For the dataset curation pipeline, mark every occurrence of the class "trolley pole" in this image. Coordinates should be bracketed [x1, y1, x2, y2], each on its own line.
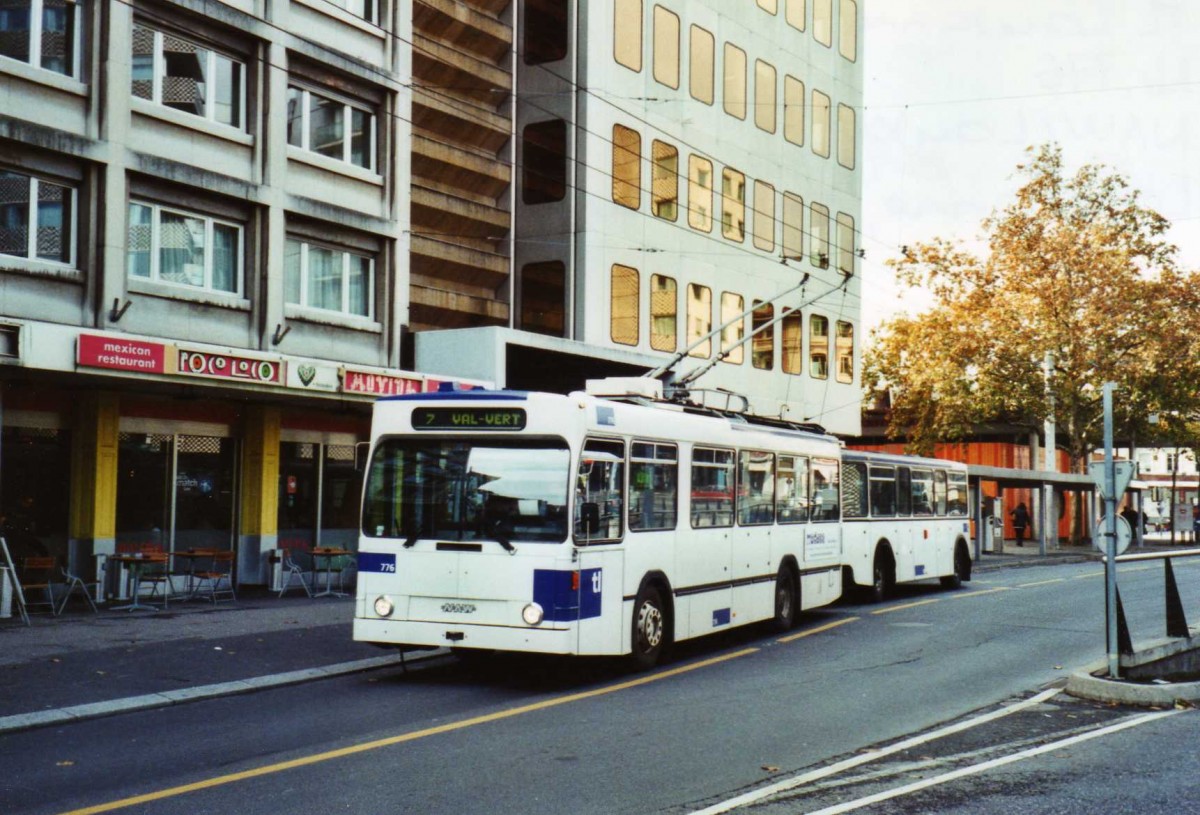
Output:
[1103, 383, 1120, 679]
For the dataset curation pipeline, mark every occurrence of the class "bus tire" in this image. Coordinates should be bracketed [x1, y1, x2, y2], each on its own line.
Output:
[771, 567, 798, 632]
[630, 585, 667, 670]
[941, 544, 969, 589]
[871, 548, 895, 604]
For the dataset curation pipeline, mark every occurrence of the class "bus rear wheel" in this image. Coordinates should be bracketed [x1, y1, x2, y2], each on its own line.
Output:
[871, 552, 894, 604]
[941, 546, 968, 590]
[630, 586, 666, 670]
[771, 568, 798, 632]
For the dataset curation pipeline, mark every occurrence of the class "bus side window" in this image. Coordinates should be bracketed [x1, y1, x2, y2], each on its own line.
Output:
[777, 455, 810, 523]
[630, 441, 678, 531]
[841, 460, 866, 519]
[810, 457, 840, 522]
[737, 450, 775, 525]
[933, 469, 948, 515]
[575, 439, 625, 543]
[869, 465, 896, 517]
[691, 447, 735, 528]
[896, 466, 912, 515]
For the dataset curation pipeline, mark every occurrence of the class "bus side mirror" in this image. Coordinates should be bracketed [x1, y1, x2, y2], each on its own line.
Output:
[580, 502, 601, 534]
[354, 441, 370, 472]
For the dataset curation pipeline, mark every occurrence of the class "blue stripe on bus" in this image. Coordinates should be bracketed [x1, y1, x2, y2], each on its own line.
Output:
[358, 552, 396, 573]
[915, 565, 926, 576]
[712, 608, 731, 627]
[533, 569, 602, 622]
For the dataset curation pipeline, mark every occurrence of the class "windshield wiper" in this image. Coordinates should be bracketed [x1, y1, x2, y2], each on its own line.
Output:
[490, 521, 517, 555]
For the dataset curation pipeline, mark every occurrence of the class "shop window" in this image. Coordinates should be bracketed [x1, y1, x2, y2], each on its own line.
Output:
[613, 0, 642, 72]
[651, 140, 678, 221]
[812, 89, 830, 157]
[836, 211, 855, 275]
[520, 260, 566, 337]
[629, 441, 678, 531]
[575, 439, 625, 542]
[753, 179, 775, 252]
[284, 237, 374, 318]
[689, 25, 714, 105]
[524, 0, 567, 65]
[612, 124, 641, 210]
[723, 43, 746, 120]
[131, 24, 244, 129]
[781, 310, 802, 374]
[838, 103, 856, 169]
[754, 59, 776, 134]
[778, 455, 810, 523]
[286, 85, 377, 171]
[691, 447, 734, 528]
[839, 0, 857, 61]
[687, 154, 713, 232]
[721, 167, 745, 242]
[782, 192, 803, 261]
[522, 119, 567, 204]
[127, 200, 241, 294]
[650, 273, 677, 352]
[321, 444, 363, 549]
[786, 0, 805, 31]
[0, 170, 74, 266]
[611, 263, 639, 345]
[810, 201, 830, 268]
[0, 0, 81, 77]
[810, 313, 829, 379]
[752, 300, 774, 370]
[0, 426, 71, 561]
[836, 320, 854, 383]
[784, 75, 805, 146]
[279, 441, 318, 551]
[738, 450, 775, 525]
[813, 0, 832, 46]
[720, 291, 744, 365]
[687, 282, 711, 358]
[652, 5, 679, 89]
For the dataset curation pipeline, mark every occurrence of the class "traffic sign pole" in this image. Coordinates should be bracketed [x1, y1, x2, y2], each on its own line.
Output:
[1103, 383, 1119, 679]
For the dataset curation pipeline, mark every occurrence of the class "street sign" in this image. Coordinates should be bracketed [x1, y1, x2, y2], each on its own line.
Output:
[1094, 513, 1132, 556]
[1088, 460, 1135, 500]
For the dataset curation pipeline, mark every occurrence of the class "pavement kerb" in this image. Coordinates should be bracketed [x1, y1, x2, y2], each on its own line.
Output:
[1065, 659, 1200, 708]
[0, 648, 449, 736]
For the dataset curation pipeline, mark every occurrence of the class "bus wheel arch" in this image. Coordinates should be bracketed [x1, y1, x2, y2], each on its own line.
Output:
[941, 538, 972, 589]
[871, 542, 896, 603]
[629, 573, 673, 670]
[771, 557, 801, 632]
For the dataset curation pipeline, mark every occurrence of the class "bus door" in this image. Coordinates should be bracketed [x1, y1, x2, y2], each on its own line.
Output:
[573, 439, 627, 654]
[575, 547, 625, 654]
[680, 447, 735, 637]
[734, 450, 776, 620]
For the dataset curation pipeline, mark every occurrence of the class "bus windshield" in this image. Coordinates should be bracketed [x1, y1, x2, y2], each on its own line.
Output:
[362, 438, 571, 543]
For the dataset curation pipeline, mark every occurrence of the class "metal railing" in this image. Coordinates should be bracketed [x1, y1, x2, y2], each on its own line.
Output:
[1106, 547, 1200, 655]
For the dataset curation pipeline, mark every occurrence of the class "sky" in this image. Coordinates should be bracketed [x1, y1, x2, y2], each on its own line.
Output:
[860, 0, 1200, 332]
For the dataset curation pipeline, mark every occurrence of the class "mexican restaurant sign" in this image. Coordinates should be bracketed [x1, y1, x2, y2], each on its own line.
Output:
[77, 334, 168, 373]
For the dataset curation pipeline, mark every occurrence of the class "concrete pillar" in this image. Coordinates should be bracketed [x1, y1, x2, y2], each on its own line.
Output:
[238, 406, 280, 584]
[68, 392, 119, 576]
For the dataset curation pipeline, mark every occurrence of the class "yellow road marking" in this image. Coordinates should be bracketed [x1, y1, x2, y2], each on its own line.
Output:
[871, 598, 941, 615]
[777, 616, 859, 643]
[1015, 578, 1066, 588]
[949, 587, 1012, 599]
[59, 648, 759, 815]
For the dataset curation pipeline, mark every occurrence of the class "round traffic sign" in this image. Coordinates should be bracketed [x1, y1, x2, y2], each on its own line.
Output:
[1093, 513, 1132, 556]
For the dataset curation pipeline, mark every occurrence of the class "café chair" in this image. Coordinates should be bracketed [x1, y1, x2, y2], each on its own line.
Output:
[19, 556, 60, 616]
[191, 550, 237, 603]
[278, 548, 313, 598]
[140, 553, 173, 608]
[57, 565, 99, 614]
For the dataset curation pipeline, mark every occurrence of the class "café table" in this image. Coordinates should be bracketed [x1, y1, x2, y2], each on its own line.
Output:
[108, 553, 170, 611]
[171, 549, 220, 600]
[310, 548, 353, 598]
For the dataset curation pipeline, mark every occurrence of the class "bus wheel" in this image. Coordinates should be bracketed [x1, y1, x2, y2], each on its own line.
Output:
[941, 547, 968, 590]
[630, 586, 666, 670]
[871, 552, 894, 604]
[771, 568, 798, 632]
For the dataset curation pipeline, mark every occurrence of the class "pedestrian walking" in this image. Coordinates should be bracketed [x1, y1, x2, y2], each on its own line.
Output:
[1011, 502, 1030, 547]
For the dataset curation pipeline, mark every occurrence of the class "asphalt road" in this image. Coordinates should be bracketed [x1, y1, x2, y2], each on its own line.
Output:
[3, 559, 1197, 815]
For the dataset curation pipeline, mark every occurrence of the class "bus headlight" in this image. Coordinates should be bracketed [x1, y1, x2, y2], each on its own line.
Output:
[521, 602, 544, 626]
[374, 596, 395, 618]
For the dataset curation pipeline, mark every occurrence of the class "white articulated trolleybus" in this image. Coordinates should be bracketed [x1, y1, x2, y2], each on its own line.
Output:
[353, 378, 845, 667]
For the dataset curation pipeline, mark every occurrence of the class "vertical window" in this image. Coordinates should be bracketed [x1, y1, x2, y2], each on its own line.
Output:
[687, 283, 712, 358]
[933, 470, 948, 516]
[782, 192, 803, 260]
[897, 467, 912, 515]
[836, 320, 854, 383]
[837, 104, 856, 169]
[687, 155, 713, 232]
[810, 457, 839, 521]
[812, 89, 831, 157]
[810, 202, 830, 268]
[839, 0, 857, 61]
[948, 472, 969, 516]
[522, 119, 567, 204]
[842, 460, 866, 518]
[614, 0, 642, 72]
[753, 180, 775, 252]
[869, 465, 896, 517]
[752, 301, 774, 369]
[756, 0, 777, 13]
[691, 447, 734, 528]
[813, 0, 832, 46]
[519, 261, 566, 337]
[754, 59, 776, 133]
[524, 0, 568, 65]
[781, 310, 802, 374]
[720, 291, 744, 364]
[689, 25, 714, 105]
[0, 0, 80, 77]
[0, 170, 74, 265]
[651, 140, 678, 221]
[629, 442, 678, 531]
[721, 167, 745, 242]
[836, 212, 855, 275]
[786, 0, 806, 30]
[131, 25, 245, 129]
[127, 201, 241, 294]
[286, 86, 377, 170]
[783, 76, 805, 146]
[284, 237, 372, 317]
[810, 314, 829, 379]
[912, 469, 934, 516]
[652, 5, 679, 89]
[738, 451, 775, 525]
[612, 124, 641, 210]
[610, 264, 639, 345]
[650, 273, 677, 352]
[576, 440, 625, 542]
[723, 43, 746, 120]
[777, 455, 810, 522]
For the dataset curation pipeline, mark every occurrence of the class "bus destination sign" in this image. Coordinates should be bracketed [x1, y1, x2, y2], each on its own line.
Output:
[413, 407, 527, 431]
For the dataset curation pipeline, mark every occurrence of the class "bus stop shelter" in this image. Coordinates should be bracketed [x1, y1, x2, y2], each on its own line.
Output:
[967, 465, 1098, 558]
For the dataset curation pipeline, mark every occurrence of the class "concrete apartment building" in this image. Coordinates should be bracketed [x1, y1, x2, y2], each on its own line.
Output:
[0, 0, 862, 587]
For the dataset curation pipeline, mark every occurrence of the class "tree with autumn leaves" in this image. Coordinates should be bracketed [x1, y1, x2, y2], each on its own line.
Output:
[866, 144, 1200, 476]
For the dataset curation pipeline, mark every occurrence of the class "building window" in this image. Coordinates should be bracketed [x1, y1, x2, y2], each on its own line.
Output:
[652, 5, 679, 89]
[756, 0, 777, 13]
[127, 201, 240, 294]
[612, 124, 641, 210]
[810, 202, 830, 268]
[689, 25, 714, 105]
[522, 119, 567, 204]
[614, 0, 642, 72]
[524, 0, 567, 65]
[720, 291, 744, 364]
[131, 25, 244, 129]
[836, 320, 854, 383]
[810, 314, 829, 379]
[687, 282, 711, 358]
[754, 59, 776, 133]
[784, 76, 805, 147]
[752, 301, 774, 369]
[611, 264, 639, 345]
[723, 43, 746, 120]
[687, 155, 713, 232]
[520, 261, 565, 337]
[836, 211, 855, 275]
[782, 192, 803, 261]
[812, 89, 830, 157]
[813, 0, 832, 46]
[786, 0, 805, 30]
[0, 0, 80, 76]
[0, 170, 74, 265]
[839, 0, 857, 61]
[650, 140, 678, 221]
[650, 273, 676, 352]
[838, 104, 856, 169]
[284, 238, 373, 317]
[781, 310, 802, 374]
[286, 86, 376, 171]
[753, 179, 775, 252]
[721, 167, 745, 242]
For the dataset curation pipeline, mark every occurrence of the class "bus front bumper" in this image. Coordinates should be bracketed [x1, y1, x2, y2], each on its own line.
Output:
[353, 617, 578, 655]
